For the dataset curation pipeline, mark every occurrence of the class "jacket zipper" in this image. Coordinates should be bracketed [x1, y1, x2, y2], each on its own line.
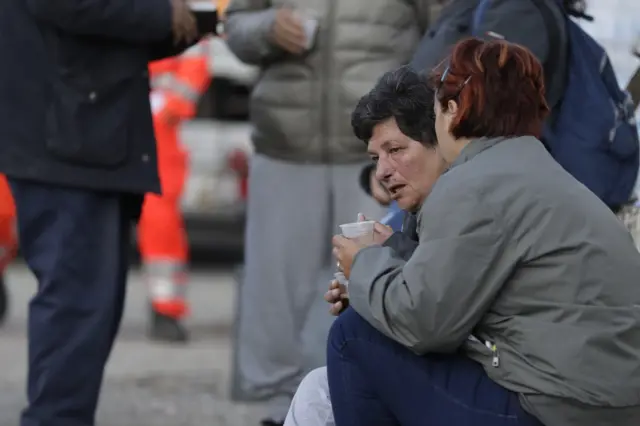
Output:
[320, 0, 336, 164]
[469, 335, 500, 367]
[485, 340, 500, 367]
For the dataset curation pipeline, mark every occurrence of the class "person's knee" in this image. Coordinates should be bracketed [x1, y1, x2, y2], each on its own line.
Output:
[287, 367, 334, 426]
[328, 308, 375, 351]
[299, 367, 330, 394]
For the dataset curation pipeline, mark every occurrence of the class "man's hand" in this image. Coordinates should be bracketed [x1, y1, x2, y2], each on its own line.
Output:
[171, 0, 198, 45]
[270, 8, 307, 55]
[324, 279, 349, 316]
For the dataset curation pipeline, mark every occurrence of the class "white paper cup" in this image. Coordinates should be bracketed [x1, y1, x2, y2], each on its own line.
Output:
[294, 9, 319, 51]
[339, 220, 375, 244]
[302, 17, 318, 50]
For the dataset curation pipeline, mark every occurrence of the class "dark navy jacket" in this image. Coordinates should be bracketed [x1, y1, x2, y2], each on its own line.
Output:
[0, 0, 189, 194]
[410, 0, 567, 109]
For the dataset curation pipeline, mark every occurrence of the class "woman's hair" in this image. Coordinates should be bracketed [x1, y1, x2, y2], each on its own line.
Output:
[351, 65, 437, 147]
[430, 38, 550, 140]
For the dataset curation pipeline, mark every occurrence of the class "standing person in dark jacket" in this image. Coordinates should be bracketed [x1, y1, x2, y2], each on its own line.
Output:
[409, 0, 592, 111]
[0, 0, 201, 425]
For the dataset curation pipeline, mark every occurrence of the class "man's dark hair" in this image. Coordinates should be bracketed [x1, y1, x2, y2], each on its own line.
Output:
[351, 65, 437, 147]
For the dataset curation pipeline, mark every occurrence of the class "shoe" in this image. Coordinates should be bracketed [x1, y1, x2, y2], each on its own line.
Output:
[148, 307, 189, 343]
[0, 274, 8, 326]
[260, 420, 284, 426]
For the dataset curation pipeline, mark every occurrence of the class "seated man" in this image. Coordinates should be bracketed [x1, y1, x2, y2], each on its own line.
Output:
[284, 65, 445, 426]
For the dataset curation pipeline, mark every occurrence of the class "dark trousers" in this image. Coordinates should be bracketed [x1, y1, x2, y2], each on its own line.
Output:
[327, 309, 545, 426]
[9, 179, 137, 426]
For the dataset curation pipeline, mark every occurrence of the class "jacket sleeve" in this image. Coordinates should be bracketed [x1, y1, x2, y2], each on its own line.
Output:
[473, 0, 549, 63]
[348, 182, 516, 355]
[149, 38, 201, 62]
[26, 0, 172, 43]
[224, 0, 284, 65]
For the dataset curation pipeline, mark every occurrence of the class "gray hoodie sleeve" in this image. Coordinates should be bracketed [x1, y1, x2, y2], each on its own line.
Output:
[348, 181, 515, 355]
[225, 0, 284, 65]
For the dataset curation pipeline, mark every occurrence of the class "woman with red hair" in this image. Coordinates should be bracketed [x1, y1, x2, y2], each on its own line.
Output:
[329, 38, 640, 426]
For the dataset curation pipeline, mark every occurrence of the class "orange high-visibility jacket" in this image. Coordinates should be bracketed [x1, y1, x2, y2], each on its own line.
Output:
[0, 175, 16, 271]
[148, 38, 212, 126]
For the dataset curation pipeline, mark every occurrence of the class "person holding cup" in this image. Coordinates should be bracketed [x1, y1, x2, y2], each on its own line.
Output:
[223, 1, 433, 424]
[0, 0, 204, 423]
[284, 65, 445, 426]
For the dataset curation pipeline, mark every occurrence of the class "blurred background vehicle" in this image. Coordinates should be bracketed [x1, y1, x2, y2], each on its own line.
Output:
[177, 38, 257, 259]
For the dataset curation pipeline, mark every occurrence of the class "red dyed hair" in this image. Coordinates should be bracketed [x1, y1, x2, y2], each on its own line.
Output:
[431, 38, 549, 139]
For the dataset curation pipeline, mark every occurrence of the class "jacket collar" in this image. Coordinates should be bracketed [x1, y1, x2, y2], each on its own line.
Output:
[448, 136, 507, 170]
[401, 212, 419, 241]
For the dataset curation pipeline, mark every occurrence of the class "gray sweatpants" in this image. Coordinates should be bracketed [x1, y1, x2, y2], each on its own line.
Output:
[230, 154, 384, 420]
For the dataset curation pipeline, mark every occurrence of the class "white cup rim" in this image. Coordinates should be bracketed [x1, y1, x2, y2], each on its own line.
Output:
[339, 220, 375, 238]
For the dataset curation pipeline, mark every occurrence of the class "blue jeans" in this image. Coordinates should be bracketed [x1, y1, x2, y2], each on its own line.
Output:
[326, 309, 545, 426]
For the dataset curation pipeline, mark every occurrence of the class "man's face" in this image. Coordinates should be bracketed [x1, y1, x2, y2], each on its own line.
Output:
[367, 118, 446, 212]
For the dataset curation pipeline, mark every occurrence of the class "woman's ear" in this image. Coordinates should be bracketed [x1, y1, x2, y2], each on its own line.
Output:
[446, 99, 459, 116]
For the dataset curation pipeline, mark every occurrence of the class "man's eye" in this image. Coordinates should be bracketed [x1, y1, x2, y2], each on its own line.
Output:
[388, 147, 402, 154]
[370, 157, 379, 163]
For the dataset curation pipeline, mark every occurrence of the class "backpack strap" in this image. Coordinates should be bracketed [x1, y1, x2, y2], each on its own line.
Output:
[629, 39, 640, 110]
[530, 0, 566, 110]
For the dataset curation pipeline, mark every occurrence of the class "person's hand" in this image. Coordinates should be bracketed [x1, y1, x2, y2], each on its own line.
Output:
[333, 235, 366, 279]
[324, 279, 349, 316]
[373, 221, 393, 244]
[170, 0, 198, 45]
[270, 8, 307, 55]
[357, 213, 393, 245]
